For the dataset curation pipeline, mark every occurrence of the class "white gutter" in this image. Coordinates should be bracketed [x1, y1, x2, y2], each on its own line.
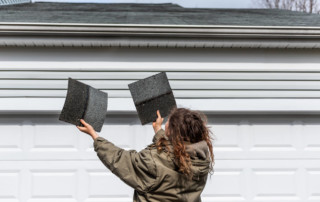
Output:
[1, 23, 320, 48]
[1, 23, 320, 37]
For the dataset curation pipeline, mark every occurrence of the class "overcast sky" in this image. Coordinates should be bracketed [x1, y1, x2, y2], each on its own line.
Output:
[33, 0, 258, 8]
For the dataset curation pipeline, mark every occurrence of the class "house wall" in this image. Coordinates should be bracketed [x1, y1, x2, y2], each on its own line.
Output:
[0, 46, 320, 201]
[1, 47, 320, 113]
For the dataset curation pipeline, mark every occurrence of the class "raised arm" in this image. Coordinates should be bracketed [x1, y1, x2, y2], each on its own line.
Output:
[77, 119, 158, 193]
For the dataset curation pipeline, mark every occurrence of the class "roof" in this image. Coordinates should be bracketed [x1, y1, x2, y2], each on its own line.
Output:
[0, 2, 320, 26]
[1, 2, 320, 48]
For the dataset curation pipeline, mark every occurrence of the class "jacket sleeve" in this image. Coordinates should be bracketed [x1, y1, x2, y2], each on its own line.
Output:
[93, 133, 160, 193]
[152, 129, 167, 143]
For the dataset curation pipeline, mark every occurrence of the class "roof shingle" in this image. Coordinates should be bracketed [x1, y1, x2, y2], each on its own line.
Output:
[0, 2, 320, 26]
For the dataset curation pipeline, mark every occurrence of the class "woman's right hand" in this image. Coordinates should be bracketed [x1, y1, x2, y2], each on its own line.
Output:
[152, 110, 164, 133]
[77, 119, 99, 140]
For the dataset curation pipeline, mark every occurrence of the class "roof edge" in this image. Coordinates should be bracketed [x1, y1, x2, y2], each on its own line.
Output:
[1, 23, 320, 48]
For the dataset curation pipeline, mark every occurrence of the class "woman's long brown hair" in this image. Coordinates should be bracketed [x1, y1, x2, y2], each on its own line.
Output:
[156, 108, 214, 178]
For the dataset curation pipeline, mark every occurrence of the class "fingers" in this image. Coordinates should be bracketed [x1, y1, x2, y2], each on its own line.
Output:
[156, 110, 163, 124]
[157, 110, 162, 119]
[78, 119, 91, 133]
[77, 126, 86, 133]
[77, 125, 86, 131]
[77, 120, 97, 138]
[80, 119, 88, 126]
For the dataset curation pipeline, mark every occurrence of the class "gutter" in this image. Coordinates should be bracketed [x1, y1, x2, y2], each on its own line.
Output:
[1, 23, 320, 48]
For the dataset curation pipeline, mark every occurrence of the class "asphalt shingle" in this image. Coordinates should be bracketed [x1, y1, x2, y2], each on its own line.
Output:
[0, 2, 320, 26]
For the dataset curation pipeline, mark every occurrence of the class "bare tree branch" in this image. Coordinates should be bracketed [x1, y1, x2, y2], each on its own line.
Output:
[257, 0, 319, 13]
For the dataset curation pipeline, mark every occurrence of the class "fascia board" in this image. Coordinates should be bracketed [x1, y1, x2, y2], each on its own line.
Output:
[1, 23, 320, 38]
[0, 23, 320, 48]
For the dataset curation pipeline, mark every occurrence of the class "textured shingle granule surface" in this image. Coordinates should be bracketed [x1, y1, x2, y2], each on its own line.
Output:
[129, 72, 172, 105]
[0, 2, 320, 26]
[135, 92, 177, 125]
[59, 78, 108, 132]
[85, 87, 108, 132]
[59, 78, 88, 127]
[129, 72, 177, 125]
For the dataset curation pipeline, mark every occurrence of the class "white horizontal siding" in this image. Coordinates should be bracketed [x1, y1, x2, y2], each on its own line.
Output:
[0, 73, 320, 98]
[1, 47, 320, 111]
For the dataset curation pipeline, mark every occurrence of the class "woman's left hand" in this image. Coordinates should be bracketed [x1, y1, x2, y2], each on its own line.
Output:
[152, 110, 164, 133]
[77, 119, 99, 140]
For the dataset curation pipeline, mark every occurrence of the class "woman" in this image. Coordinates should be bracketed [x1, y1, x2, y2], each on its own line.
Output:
[77, 108, 214, 202]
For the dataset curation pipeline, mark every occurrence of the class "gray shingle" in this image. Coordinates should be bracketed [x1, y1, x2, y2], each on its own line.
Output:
[129, 72, 177, 125]
[129, 72, 172, 105]
[0, 2, 320, 26]
[59, 78, 108, 132]
[85, 86, 108, 132]
[59, 78, 88, 127]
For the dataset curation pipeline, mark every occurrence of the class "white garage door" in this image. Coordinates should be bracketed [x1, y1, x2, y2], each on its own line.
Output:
[0, 114, 319, 202]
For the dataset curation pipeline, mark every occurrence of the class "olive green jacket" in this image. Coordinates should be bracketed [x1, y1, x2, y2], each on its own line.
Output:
[93, 129, 211, 202]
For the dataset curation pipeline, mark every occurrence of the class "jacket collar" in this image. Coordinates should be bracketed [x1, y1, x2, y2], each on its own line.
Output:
[185, 140, 209, 160]
[152, 129, 209, 159]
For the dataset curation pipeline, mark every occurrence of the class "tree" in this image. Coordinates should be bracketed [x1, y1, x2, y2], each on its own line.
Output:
[257, 0, 319, 13]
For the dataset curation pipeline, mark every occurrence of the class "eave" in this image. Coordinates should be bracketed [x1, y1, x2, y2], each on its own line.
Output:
[1, 23, 320, 48]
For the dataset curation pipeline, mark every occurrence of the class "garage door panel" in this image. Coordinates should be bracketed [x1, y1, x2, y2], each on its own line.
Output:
[306, 169, 320, 201]
[211, 124, 243, 151]
[86, 170, 132, 198]
[1, 115, 320, 160]
[249, 124, 296, 149]
[212, 117, 320, 159]
[97, 126, 135, 150]
[97, 125, 154, 151]
[32, 125, 78, 151]
[1, 160, 320, 202]
[0, 161, 132, 202]
[1, 114, 320, 201]
[252, 169, 299, 199]
[0, 116, 154, 160]
[203, 168, 246, 201]
[0, 171, 20, 200]
[0, 125, 22, 152]
[203, 160, 320, 202]
[303, 125, 320, 150]
[30, 170, 77, 199]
